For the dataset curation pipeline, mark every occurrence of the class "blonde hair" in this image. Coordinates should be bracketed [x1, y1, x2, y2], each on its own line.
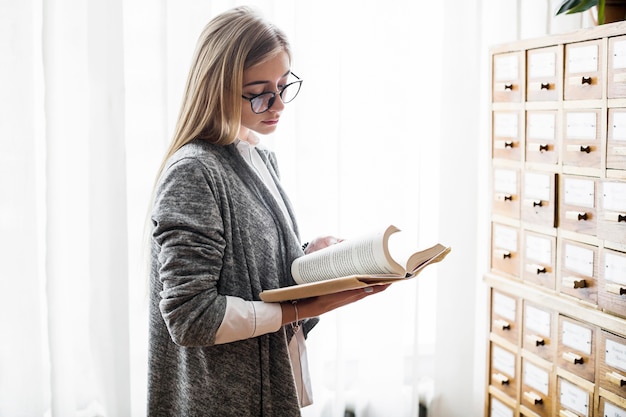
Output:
[157, 6, 292, 177]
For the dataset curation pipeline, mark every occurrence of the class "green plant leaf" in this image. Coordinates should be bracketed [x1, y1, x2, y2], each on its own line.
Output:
[556, 0, 598, 15]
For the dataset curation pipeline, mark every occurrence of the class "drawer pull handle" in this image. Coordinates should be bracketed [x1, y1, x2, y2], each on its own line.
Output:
[563, 276, 587, 289]
[607, 371, 626, 387]
[504, 83, 513, 91]
[565, 211, 588, 221]
[527, 334, 545, 346]
[540, 82, 550, 90]
[582, 76, 592, 85]
[604, 212, 626, 223]
[607, 283, 626, 295]
[560, 410, 578, 417]
[504, 141, 514, 148]
[523, 391, 543, 404]
[563, 351, 584, 364]
[495, 249, 512, 259]
[566, 144, 592, 153]
[494, 140, 515, 149]
[526, 264, 547, 275]
[494, 319, 511, 330]
[524, 198, 543, 207]
[533, 200, 543, 207]
[539, 143, 549, 152]
[493, 372, 509, 385]
[495, 193, 513, 202]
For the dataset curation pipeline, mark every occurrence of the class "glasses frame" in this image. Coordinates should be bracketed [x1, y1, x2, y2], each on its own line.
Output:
[241, 72, 303, 114]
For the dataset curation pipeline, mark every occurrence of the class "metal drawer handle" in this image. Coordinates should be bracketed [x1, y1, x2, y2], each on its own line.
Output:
[504, 83, 513, 90]
[494, 319, 511, 330]
[563, 351, 584, 364]
[582, 76, 592, 85]
[523, 391, 543, 405]
[540, 82, 550, 90]
[607, 371, 626, 387]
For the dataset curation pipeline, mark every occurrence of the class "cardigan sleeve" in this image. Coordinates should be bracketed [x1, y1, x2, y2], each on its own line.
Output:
[151, 157, 228, 347]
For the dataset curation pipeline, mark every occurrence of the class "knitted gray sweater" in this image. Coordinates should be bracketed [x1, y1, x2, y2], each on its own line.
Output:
[148, 139, 308, 416]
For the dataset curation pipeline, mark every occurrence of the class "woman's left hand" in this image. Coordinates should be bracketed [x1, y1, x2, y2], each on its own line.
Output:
[304, 235, 343, 254]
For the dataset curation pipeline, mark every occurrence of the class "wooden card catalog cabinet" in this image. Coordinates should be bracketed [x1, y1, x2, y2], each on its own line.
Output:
[558, 316, 596, 382]
[599, 331, 626, 399]
[608, 35, 626, 98]
[493, 52, 523, 103]
[608, 108, 626, 171]
[557, 377, 593, 417]
[559, 175, 597, 236]
[521, 358, 553, 416]
[562, 110, 602, 170]
[491, 342, 519, 400]
[493, 167, 520, 219]
[527, 46, 560, 102]
[564, 40, 603, 101]
[492, 223, 520, 278]
[598, 247, 626, 318]
[523, 302, 554, 361]
[526, 110, 559, 165]
[491, 289, 520, 345]
[600, 398, 626, 417]
[522, 171, 557, 228]
[598, 179, 626, 244]
[493, 111, 522, 161]
[522, 230, 556, 290]
[559, 239, 598, 306]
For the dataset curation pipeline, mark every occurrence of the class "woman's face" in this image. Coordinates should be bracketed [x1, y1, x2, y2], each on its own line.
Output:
[240, 50, 291, 138]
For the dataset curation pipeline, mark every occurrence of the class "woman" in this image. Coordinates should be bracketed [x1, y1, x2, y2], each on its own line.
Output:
[148, 6, 386, 416]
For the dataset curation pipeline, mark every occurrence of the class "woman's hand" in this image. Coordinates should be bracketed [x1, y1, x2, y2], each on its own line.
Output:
[280, 284, 390, 325]
[304, 235, 344, 254]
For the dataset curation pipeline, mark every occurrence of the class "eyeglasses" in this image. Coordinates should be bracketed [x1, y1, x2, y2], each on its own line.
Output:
[242, 72, 303, 114]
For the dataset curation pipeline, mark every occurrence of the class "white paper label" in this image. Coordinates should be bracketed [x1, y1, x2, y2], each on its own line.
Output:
[566, 112, 597, 140]
[495, 54, 519, 81]
[565, 243, 594, 277]
[528, 112, 556, 140]
[606, 338, 626, 372]
[603, 182, 626, 211]
[494, 112, 519, 137]
[525, 172, 551, 201]
[564, 177, 595, 208]
[604, 401, 626, 417]
[612, 112, 626, 141]
[605, 252, 626, 285]
[525, 234, 552, 264]
[490, 397, 513, 417]
[560, 379, 589, 416]
[562, 320, 592, 355]
[568, 44, 598, 73]
[524, 361, 549, 395]
[525, 305, 551, 337]
[493, 345, 515, 376]
[493, 291, 516, 321]
[494, 225, 518, 252]
[494, 169, 518, 194]
[613, 40, 626, 69]
[529, 51, 556, 78]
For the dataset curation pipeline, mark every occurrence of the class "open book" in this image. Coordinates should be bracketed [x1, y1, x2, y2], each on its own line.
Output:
[259, 225, 451, 302]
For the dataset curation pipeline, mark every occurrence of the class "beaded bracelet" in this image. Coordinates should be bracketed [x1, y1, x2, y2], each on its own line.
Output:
[291, 300, 300, 333]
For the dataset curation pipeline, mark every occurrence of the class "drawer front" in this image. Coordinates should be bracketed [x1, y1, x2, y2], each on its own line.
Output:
[522, 302, 555, 361]
[492, 223, 521, 278]
[493, 51, 524, 103]
[599, 397, 626, 417]
[522, 230, 556, 291]
[493, 167, 521, 219]
[558, 239, 598, 306]
[493, 111, 523, 161]
[521, 171, 557, 228]
[521, 358, 553, 417]
[491, 341, 519, 401]
[607, 108, 626, 171]
[599, 330, 626, 399]
[562, 109, 602, 170]
[491, 289, 520, 345]
[608, 35, 626, 99]
[558, 316, 596, 383]
[597, 179, 626, 244]
[598, 247, 626, 319]
[527, 46, 561, 102]
[557, 376, 593, 417]
[559, 175, 597, 236]
[526, 110, 559, 165]
[489, 394, 516, 417]
[564, 40, 603, 101]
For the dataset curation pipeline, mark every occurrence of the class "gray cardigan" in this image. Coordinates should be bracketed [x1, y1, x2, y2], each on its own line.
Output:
[148, 139, 309, 416]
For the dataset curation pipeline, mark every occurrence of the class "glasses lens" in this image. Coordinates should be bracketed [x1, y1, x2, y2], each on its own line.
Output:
[251, 93, 274, 113]
[280, 81, 302, 104]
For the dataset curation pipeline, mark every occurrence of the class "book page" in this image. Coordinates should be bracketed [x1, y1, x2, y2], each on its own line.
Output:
[291, 226, 404, 284]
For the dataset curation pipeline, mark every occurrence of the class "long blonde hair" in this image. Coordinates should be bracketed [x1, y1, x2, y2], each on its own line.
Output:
[157, 6, 292, 178]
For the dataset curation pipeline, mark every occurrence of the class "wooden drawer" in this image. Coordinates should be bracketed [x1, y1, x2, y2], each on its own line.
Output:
[559, 175, 597, 236]
[493, 51, 524, 103]
[493, 111, 523, 161]
[599, 397, 626, 417]
[522, 230, 556, 291]
[558, 239, 598, 306]
[608, 35, 626, 99]
[526, 46, 561, 102]
[598, 247, 626, 318]
[558, 316, 596, 383]
[608, 108, 626, 171]
[562, 109, 602, 170]
[492, 222, 521, 278]
[526, 110, 559, 165]
[599, 330, 626, 399]
[493, 167, 521, 219]
[522, 302, 555, 361]
[489, 394, 517, 417]
[521, 357, 553, 417]
[598, 179, 626, 244]
[491, 341, 519, 401]
[521, 171, 557, 228]
[557, 376, 593, 417]
[491, 288, 520, 346]
[564, 40, 603, 101]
